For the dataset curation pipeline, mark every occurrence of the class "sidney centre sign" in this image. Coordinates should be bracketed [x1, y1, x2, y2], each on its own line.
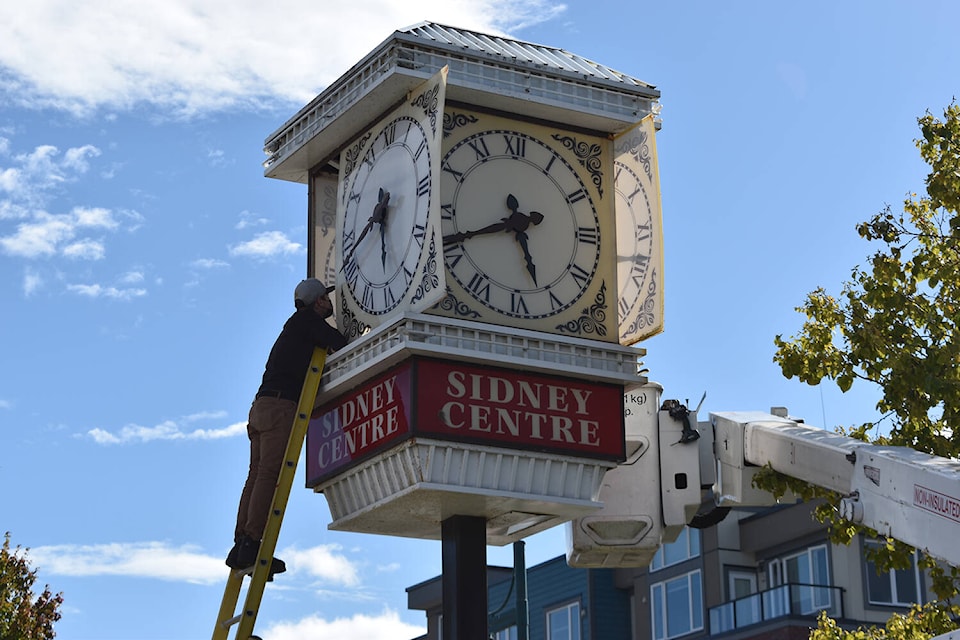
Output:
[306, 357, 625, 487]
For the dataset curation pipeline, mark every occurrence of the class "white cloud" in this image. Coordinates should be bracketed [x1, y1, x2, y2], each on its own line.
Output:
[0, 399, 12, 409]
[1, 201, 136, 259]
[190, 257, 230, 269]
[87, 418, 247, 444]
[282, 544, 361, 586]
[66, 283, 147, 300]
[235, 210, 270, 230]
[0, 1, 564, 117]
[118, 270, 145, 284]
[262, 609, 424, 640]
[22, 267, 42, 295]
[27, 540, 367, 592]
[28, 541, 225, 585]
[229, 230, 302, 259]
[62, 238, 105, 260]
[0, 145, 101, 210]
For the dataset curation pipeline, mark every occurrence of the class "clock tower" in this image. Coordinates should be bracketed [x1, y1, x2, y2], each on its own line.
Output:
[262, 22, 664, 638]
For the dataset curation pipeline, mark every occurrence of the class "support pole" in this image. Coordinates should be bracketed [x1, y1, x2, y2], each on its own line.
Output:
[441, 515, 487, 640]
[515, 541, 529, 640]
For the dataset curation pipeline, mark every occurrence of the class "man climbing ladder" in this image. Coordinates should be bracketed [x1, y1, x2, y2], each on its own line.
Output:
[214, 278, 347, 640]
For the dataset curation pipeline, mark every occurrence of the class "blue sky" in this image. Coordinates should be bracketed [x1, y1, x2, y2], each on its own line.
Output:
[2, 1, 958, 638]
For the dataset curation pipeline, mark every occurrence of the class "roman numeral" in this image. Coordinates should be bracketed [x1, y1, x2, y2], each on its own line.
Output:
[361, 285, 375, 309]
[383, 120, 398, 145]
[467, 273, 490, 301]
[636, 224, 652, 243]
[413, 223, 426, 247]
[510, 292, 529, 315]
[570, 264, 591, 288]
[442, 162, 464, 183]
[468, 137, 490, 160]
[542, 154, 557, 175]
[414, 137, 427, 161]
[383, 285, 397, 308]
[417, 176, 430, 197]
[566, 188, 587, 204]
[549, 291, 563, 311]
[441, 203, 454, 221]
[577, 226, 598, 245]
[343, 258, 359, 286]
[446, 244, 464, 268]
[503, 134, 526, 158]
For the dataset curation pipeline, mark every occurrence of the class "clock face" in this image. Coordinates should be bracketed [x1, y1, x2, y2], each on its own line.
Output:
[340, 115, 432, 316]
[440, 129, 601, 319]
[614, 160, 654, 322]
[613, 115, 664, 344]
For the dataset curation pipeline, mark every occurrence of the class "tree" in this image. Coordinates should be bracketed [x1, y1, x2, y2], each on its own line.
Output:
[0, 532, 63, 640]
[768, 103, 960, 638]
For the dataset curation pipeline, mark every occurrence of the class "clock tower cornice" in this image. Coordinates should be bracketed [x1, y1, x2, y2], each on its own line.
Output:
[263, 21, 660, 184]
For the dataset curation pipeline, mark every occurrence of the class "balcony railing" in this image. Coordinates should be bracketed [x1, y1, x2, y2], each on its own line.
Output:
[709, 582, 844, 634]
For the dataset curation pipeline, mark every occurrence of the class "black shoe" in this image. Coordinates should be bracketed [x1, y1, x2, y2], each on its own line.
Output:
[225, 541, 242, 569]
[228, 535, 286, 578]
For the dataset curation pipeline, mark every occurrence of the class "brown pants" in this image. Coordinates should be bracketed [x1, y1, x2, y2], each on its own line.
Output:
[234, 396, 297, 541]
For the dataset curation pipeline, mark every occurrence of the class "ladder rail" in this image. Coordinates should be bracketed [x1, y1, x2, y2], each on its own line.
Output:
[213, 346, 328, 640]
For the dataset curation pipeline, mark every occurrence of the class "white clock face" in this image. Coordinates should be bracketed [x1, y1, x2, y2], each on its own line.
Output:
[614, 160, 654, 321]
[440, 129, 601, 319]
[341, 116, 432, 315]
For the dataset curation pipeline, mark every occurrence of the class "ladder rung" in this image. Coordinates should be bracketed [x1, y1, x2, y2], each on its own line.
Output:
[222, 615, 241, 629]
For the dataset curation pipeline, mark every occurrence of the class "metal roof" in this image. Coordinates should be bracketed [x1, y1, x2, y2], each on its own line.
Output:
[263, 21, 660, 183]
[398, 21, 657, 93]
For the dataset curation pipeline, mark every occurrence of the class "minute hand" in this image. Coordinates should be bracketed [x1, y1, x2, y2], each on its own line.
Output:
[442, 220, 509, 245]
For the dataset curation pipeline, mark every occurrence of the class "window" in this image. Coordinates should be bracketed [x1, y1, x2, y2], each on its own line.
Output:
[864, 540, 921, 606]
[650, 527, 701, 571]
[766, 544, 831, 616]
[547, 602, 580, 640]
[651, 570, 703, 640]
[492, 627, 518, 640]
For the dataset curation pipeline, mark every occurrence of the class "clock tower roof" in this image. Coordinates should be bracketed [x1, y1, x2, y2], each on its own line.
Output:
[264, 21, 660, 184]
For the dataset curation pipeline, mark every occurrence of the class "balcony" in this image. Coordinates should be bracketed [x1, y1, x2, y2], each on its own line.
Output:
[709, 582, 844, 634]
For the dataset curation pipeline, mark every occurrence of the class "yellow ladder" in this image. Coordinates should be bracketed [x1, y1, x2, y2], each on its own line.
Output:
[212, 347, 328, 640]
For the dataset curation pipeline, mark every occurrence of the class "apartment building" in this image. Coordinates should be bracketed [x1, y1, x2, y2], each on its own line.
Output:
[407, 500, 933, 639]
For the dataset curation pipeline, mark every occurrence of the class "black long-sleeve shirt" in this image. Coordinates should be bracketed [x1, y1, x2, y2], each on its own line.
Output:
[256, 308, 348, 401]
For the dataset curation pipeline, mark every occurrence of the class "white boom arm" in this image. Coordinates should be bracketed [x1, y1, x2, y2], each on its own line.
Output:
[712, 411, 960, 568]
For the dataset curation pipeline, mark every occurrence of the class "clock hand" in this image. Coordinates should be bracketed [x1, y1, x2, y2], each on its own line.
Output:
[376, 188, 390, 269]
[443, 219, 509, 245]
[343, 188, 390, 268]
[515, 230, 537, 285]
[503, 194, 544, 285]
[442, 194, 545, 245]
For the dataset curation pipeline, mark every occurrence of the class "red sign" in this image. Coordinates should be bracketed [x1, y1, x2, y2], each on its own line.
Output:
[415, 359, 624, 460]
[306, 364, 414, 487]
[306, 358, 624, 487]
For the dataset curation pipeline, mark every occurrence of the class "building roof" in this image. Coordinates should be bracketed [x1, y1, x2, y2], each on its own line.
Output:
[263, 21, 660, 183]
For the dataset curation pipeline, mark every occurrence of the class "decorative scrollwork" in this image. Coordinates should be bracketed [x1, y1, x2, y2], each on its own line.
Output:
[339, 298, 369, 341]
[552, 133, 604, 197]
[411, 82, 441, 137]
[443, 111, 479, 138]
[556, 281, 608, 337]
[341, 132, 371, 190]
[318, 182, 337, 235]
[433, 291, 481, 318]
[411, 233, 440, 304]
[613, 129, 652, 182]
[621, 268, 658, 338]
